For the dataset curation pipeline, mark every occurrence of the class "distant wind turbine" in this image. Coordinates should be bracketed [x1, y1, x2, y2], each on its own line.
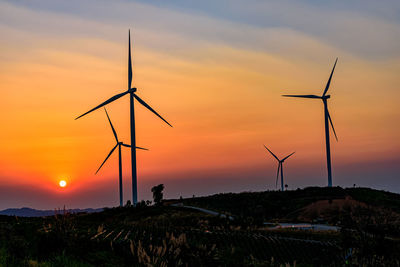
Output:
[96, 108, 148, 207]
[76, 30, 172, 204]
[263, 145, 295, 191]
[282, 58, 338, 187]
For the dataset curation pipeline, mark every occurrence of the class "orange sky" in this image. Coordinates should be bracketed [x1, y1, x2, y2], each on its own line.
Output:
[0, 0, 399, 209]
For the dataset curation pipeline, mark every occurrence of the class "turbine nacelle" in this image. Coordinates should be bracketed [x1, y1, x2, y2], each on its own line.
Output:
[129, 87, 137, 93]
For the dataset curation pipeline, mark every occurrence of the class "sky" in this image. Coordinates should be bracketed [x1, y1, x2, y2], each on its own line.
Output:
[0, 0, 399, 209]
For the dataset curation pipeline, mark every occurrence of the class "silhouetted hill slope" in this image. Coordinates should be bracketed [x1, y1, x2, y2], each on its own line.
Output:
[182, 187, 400, 224]
[0, 207, 103, 217]
[0, 205, 345, 266]
[0, 187, 398, 266]
[345, 187, 400, 212]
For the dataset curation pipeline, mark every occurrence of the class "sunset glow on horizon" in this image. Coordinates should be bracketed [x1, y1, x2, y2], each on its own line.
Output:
[0, 0, 399, 209]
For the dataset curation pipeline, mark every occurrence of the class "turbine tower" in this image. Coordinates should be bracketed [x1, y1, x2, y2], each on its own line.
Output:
[95, 108, 148, 207]
[282, 58, 338, 187]
[76, 30, 172, 204]
[263, 145, 295, 191]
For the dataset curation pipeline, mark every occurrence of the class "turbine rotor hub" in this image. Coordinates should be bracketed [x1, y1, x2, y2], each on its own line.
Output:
[322, 95, 331, 99]
[129, 87, 137, 93]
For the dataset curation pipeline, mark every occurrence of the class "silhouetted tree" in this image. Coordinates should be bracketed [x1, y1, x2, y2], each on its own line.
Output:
[151, 184, 164, 206]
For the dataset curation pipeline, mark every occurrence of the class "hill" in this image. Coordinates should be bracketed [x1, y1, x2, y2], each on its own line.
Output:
[0, 187, 399, 266]
[182, 187, 400, 226]
[0, 207, 103, 217]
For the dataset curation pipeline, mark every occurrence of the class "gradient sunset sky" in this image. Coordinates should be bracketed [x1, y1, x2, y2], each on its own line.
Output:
[1, 0, 399, 209]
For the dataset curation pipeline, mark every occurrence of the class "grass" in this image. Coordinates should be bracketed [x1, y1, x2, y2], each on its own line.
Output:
[0, 186, 399, 266]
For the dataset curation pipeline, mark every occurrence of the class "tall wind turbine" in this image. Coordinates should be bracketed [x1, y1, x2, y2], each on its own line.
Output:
[263, 145, 295, 191]
[76, 30, 172, 204]
[95, 108, 148, 207]
[282, 58, 338, 187]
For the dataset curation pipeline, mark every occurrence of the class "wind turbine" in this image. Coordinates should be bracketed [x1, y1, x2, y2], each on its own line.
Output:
[76, 30, 172, 204]
[282, 58, 338, 187]
[95, 108, 148, 207]
[263, 145, 295, 191]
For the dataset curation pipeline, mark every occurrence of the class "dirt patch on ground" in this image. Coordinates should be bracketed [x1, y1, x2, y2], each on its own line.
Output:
[294, 196, 367, 222]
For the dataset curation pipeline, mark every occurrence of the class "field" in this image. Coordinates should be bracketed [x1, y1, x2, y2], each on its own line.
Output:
[0, 187, 399, 266]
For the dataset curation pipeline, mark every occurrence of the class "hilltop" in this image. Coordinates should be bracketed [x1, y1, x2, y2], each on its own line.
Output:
[0, 187, 399, 266]
[181, 187, 400, 226]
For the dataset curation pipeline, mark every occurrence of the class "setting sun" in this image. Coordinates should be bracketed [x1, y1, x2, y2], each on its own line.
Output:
[59, 180, 67, 188]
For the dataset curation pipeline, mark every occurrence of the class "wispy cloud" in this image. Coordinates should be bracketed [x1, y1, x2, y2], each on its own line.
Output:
[2, 0, 399, 60]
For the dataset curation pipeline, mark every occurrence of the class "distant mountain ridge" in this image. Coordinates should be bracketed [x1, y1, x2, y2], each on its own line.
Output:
[0, 207, 103, 217]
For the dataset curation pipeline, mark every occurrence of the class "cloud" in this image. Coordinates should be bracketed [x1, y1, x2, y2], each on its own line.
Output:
[2, 0, 400, 61]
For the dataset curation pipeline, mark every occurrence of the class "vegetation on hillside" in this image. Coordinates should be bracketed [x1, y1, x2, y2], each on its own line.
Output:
[183, 187, 400, 227]
[0, 187, 399, 266]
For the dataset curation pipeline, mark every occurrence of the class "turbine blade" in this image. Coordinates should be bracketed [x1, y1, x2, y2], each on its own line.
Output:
[323, 58, 338, 96]
[276, 163, 281, 189]
[121, 143, 149, 150]
[327, 109, 338, 141]
[282, 151, 295, 161]
[133, 94, 173, 127]
[104, 108, 118, 142]
[263, 145, 279, 161]
[95, 144, 118, 174]
[75, 91, 129, 120]
[128, 29, 133, 89]
[282, 94, 321, 99]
